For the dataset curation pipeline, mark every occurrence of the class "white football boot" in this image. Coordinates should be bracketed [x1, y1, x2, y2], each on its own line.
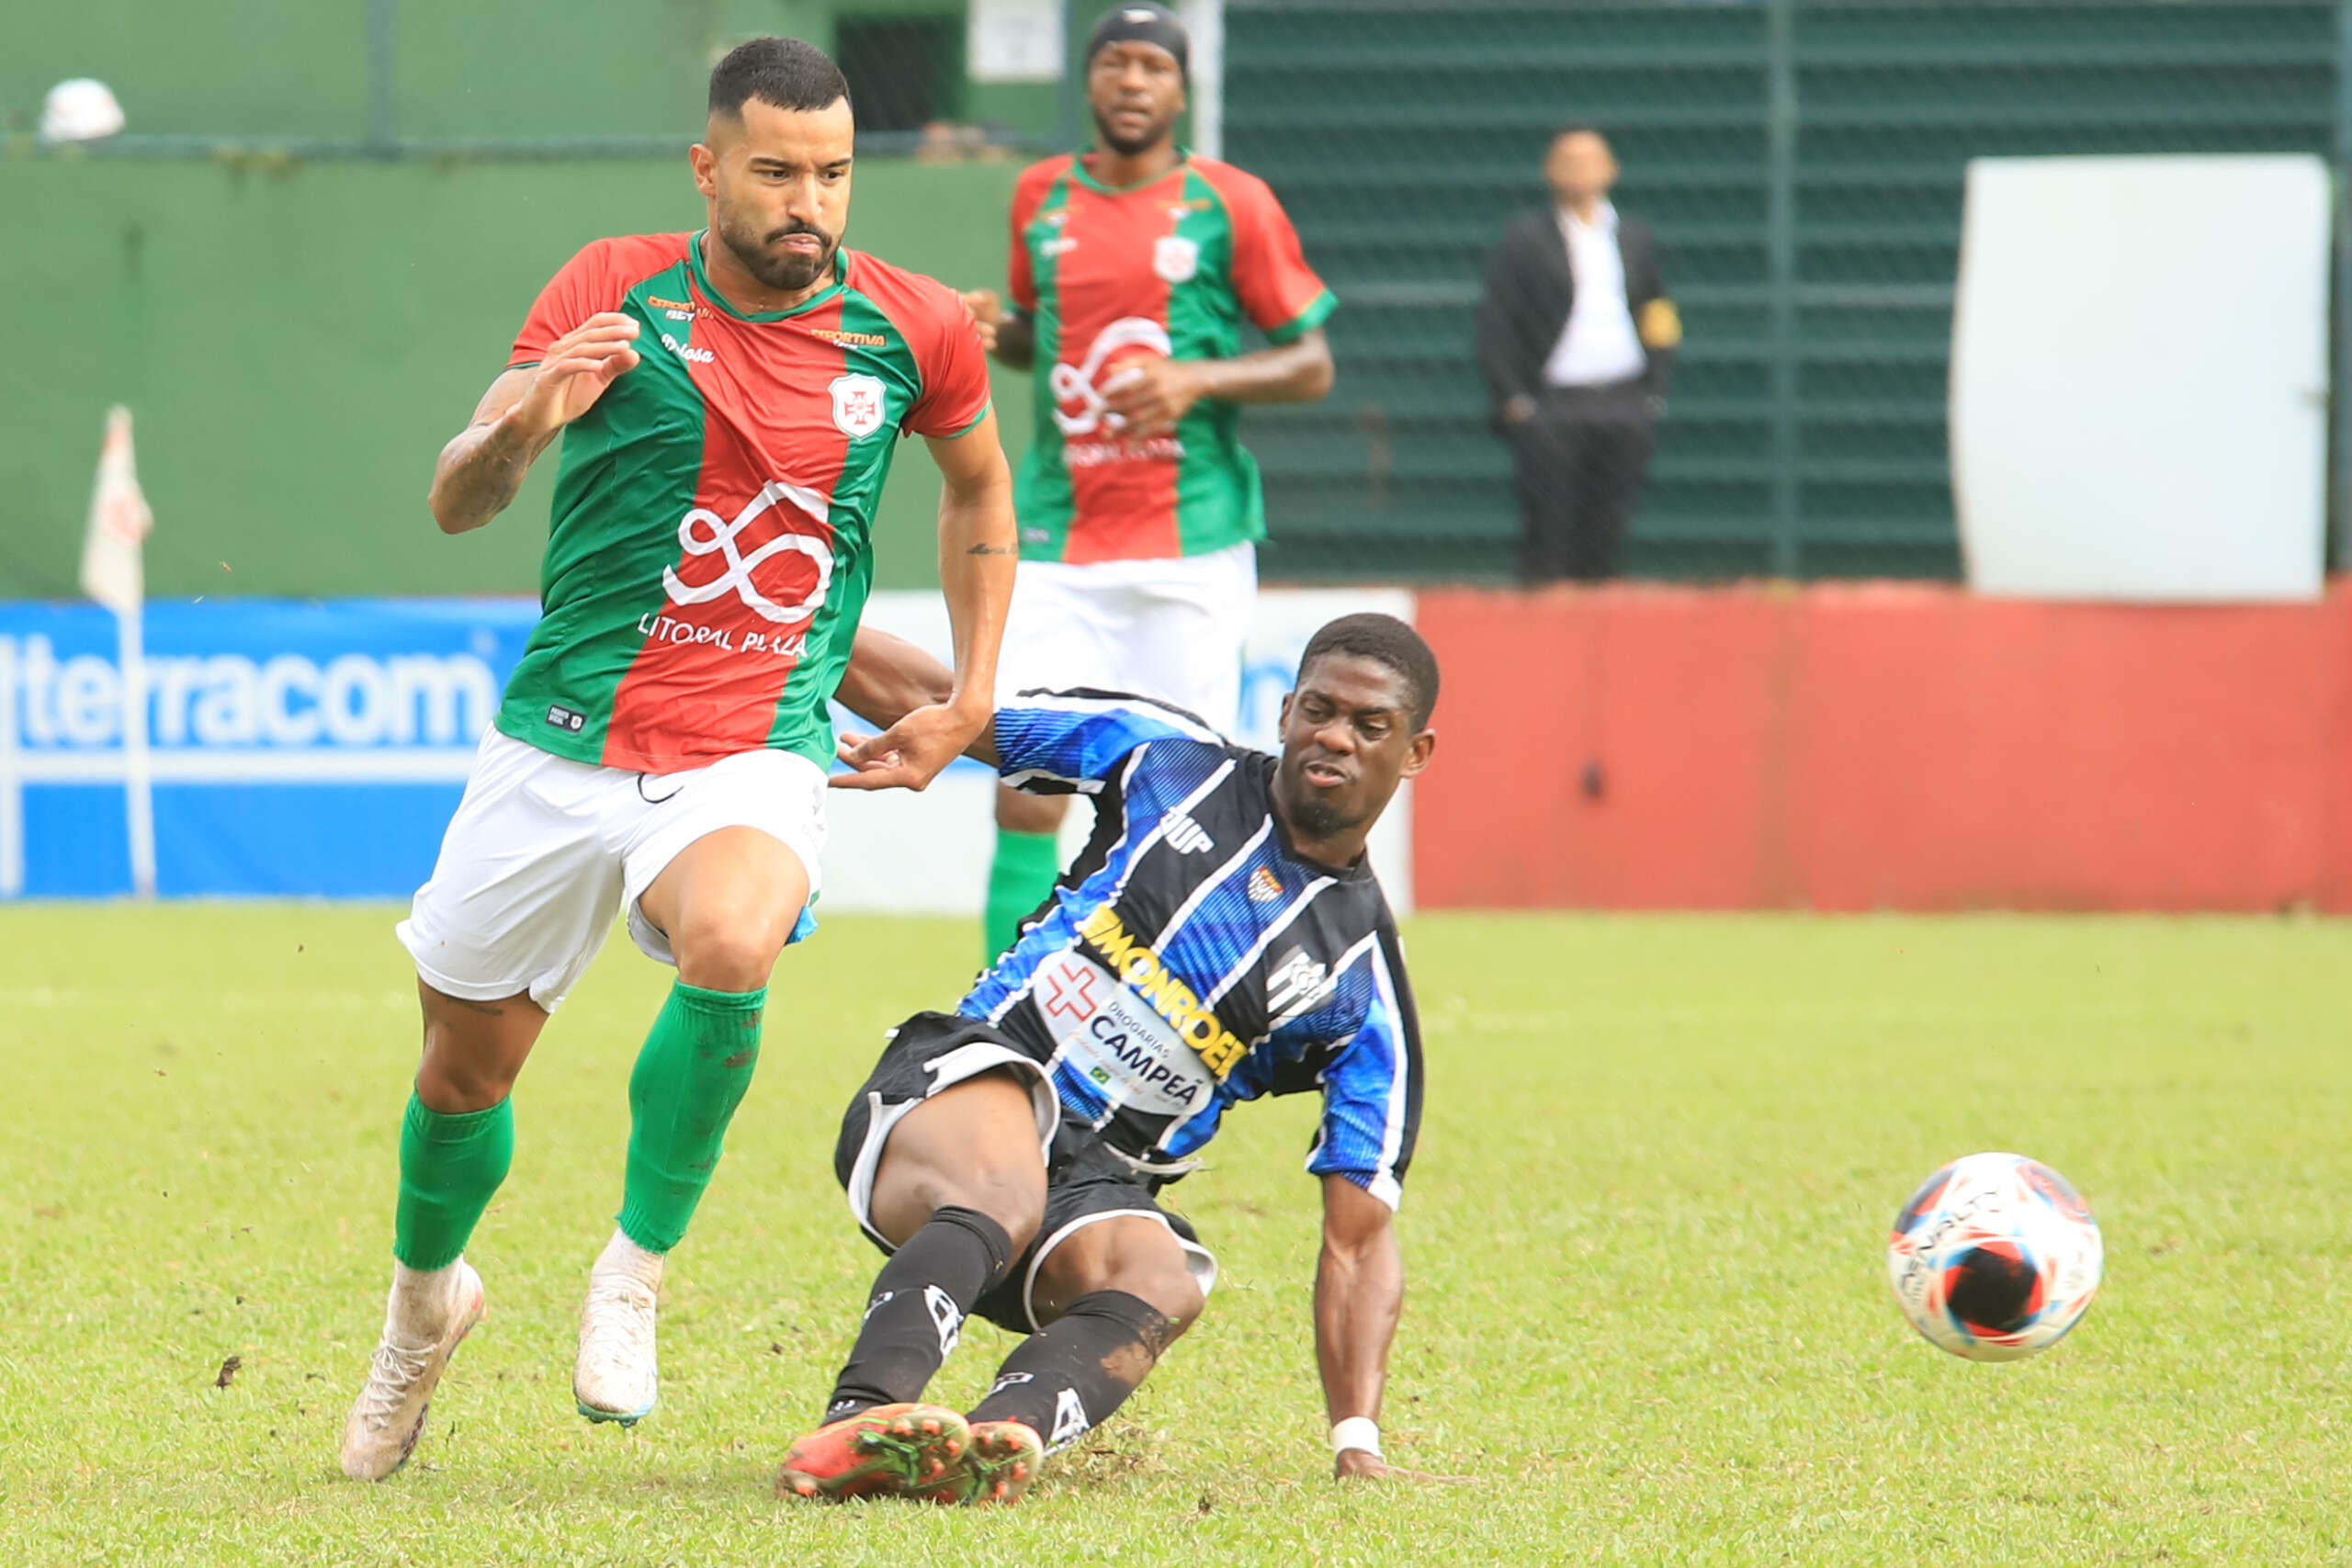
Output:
[340, 1259, 487, 1481]
[573, 1230, 664, 1426]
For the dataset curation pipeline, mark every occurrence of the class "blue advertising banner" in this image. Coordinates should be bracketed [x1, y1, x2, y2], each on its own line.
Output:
[0, 598, 536, 898]
[0, 588, 1417, 907]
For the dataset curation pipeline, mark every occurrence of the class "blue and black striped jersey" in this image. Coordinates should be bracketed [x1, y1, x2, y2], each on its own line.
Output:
[960, 691, 1424, 1209]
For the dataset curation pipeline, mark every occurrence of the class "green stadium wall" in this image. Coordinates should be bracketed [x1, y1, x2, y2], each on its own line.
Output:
[2, 0, 1058, 145]
[0, 156, 1026, 599]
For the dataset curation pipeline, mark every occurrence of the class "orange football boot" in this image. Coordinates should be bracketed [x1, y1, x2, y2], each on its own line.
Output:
[957, 1419, 1047, 1506]
[775, 1403, 970, 1502]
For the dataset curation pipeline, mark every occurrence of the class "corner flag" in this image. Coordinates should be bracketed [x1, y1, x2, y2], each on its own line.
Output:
[81, 406, 157, 895]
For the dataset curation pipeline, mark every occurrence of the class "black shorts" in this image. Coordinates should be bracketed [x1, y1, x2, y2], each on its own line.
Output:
[833, 1010, 1218, 1334]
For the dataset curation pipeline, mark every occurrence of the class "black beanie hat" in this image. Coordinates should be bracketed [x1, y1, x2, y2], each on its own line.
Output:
[1086, 4, 1190, 80]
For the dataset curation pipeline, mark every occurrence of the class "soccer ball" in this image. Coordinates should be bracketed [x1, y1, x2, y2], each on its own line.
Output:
[1885, 1152, 2102, 1362]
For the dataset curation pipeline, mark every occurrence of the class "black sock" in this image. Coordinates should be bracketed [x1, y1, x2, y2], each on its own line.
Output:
[965, 1290, 1178, 1452]
[824, 1206, 1013, 1421]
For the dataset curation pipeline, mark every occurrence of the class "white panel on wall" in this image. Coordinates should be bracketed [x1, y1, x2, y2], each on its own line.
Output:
[968, 0, 1064, 83]
[1951, 155, 2329, 602]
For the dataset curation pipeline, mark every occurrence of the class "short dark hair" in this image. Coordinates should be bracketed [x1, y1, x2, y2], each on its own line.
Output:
[708, 37, 850, 118]
[1298, 614, 1441, 729]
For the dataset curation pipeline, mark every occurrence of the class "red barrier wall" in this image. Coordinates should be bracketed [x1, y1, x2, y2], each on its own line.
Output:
[1411, 582, 2352, 911]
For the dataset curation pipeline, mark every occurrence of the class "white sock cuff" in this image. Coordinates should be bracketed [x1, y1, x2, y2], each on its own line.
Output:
[598, 1228, 667, 1280]
[386, 1258, 463, 1340]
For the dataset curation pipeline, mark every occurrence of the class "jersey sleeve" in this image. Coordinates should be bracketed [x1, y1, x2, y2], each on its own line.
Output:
[904, 286, 995, 439]
[1007, 185, 1041, 314]
[1223, 170, 1337, 344]
[994, 689, 1227, 795]
[1005, 158, 1064, 314]
[1306, 924, 1423, 1210]
[509, 241, 634, 369]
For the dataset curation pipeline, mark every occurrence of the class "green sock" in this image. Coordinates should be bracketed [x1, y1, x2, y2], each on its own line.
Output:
[616, 981, 765, 1254]
[393, 1092, 514, 1271]
[986, 828, 1063, 963]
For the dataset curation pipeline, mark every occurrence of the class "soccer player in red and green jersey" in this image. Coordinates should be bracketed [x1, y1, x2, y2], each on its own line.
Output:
[339, 38, 1016, 1482]
[962, 3, 1337, 960]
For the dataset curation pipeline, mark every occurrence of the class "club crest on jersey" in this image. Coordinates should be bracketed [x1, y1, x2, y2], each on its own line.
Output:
[1248, 866, 1283, 903]
[829, 373, 888, 439]
[1153, 234, 1200, 284]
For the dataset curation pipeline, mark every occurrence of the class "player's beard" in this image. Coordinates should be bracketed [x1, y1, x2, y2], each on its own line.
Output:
[1275, 763, 1361, 843]
[1091, 105, 1174, 158]
[1284, 791, 1348, 840]
[717, 210, 838, 294]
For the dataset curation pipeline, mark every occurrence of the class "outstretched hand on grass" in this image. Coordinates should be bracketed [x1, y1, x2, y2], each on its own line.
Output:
[1334, 1450, 1470, 1484]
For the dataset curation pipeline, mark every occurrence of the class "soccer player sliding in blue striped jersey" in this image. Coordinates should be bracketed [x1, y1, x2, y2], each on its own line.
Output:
[776, 613, 1454, 1504]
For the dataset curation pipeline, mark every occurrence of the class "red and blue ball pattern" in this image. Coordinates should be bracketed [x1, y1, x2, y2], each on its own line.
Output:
[1886, 1152, 2102, 1362]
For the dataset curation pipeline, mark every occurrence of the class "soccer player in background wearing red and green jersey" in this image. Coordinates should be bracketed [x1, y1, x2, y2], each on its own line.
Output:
[961, 4, 1337, 962]
[339, 38, 1016, 1482]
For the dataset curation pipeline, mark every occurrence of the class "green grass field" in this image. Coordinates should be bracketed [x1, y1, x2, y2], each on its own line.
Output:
[5, 908, 2348, 1564]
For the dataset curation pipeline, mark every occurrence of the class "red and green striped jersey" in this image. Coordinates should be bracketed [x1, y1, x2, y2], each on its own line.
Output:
[1007, 152, 1335, 564]
[494, 232, 992, 774]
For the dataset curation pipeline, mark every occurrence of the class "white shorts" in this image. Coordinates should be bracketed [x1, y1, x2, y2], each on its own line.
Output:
[996, 540, 1257, 732]
[396, 729, 828, 1012]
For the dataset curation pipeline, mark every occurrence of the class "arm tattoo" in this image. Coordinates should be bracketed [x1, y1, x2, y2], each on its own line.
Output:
[965, 541, 1015, 556]
[435, 415, 542, 529]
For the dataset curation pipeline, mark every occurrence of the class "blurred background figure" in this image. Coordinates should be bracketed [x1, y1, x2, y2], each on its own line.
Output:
[959, 2, 1335, 963]
[1476, 125, 1678, 584]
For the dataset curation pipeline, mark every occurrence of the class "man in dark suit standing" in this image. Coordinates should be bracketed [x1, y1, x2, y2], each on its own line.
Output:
[1476, 125, 1679, 582]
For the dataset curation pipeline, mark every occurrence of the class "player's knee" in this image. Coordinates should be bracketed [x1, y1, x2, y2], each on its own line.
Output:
[874, 1128, 1046, 1253]
[878, 1070, 1050, 1247]
[414, 1047, 515, 1113]
[904, 1162, 1044, 1254]
[670, 914, 791, 992]
[1127, 1263, 1206, 1335]
[965, 1167, 1047, 1255]
[413, 984, 538, 1111]
[1046, 1227, 1206, 1334]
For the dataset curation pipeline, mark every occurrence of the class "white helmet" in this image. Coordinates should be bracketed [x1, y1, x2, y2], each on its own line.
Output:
[40, 78, 127, 143]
